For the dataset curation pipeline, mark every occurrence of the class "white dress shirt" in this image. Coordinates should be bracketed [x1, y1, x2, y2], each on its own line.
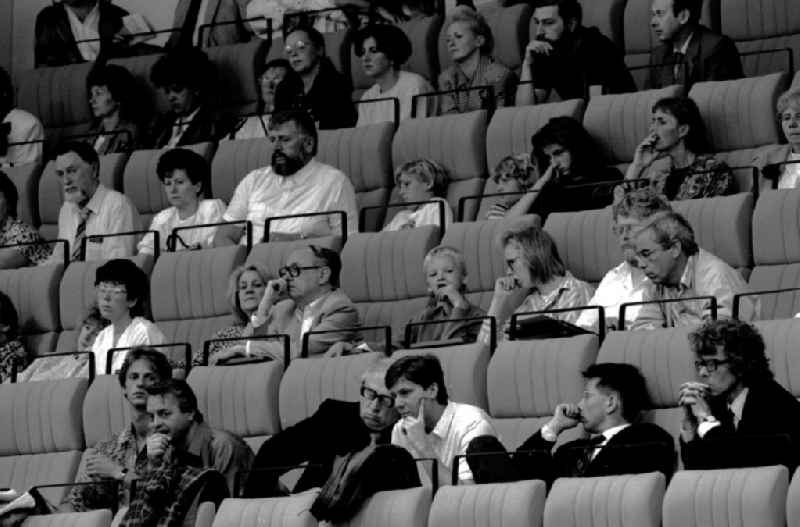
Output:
[92, 317, 166, 375]
[138, 199, 226, 255]
[223, 158, 358, 243]
[383, 198, 453, 232]
[0, 109, 44, 168]
[778, 152, 800, 189]
[591, 423, 631, 460]
[65, 3, 101, 61]
[576, 262, 650, 330]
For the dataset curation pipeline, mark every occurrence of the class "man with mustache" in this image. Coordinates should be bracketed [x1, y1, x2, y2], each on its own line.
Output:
[214, 109, 358, 246]
[515, 0, 634, 106]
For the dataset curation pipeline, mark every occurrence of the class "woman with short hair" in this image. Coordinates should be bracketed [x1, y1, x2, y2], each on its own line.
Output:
[82, 64, 142, 155]
[754, 88, 800, 190]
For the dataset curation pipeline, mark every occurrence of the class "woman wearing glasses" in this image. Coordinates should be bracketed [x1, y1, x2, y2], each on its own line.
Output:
[91, 259, 165, 375]
[137, 148, 225, 256]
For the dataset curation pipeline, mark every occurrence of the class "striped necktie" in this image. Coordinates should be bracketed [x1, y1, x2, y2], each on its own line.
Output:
[70, 208, 92, 261]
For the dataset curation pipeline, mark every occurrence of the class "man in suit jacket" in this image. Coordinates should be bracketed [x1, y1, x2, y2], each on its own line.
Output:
[647, 0, 742, 89]
[168, 0, 254, 49]
[679, 319, 800, 470]
[242, 357, 399, 497]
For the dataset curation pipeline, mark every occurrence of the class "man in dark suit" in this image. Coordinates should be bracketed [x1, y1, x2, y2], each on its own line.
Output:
[242, 358, 399, 497]
[679, 319, 800, 470]
[647, 0, 742, 89]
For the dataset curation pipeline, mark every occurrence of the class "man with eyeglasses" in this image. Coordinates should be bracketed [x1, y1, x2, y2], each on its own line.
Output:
[629, 210, 757, 329]
[243, 358, 399, 498]
[679, 319, 800, 469]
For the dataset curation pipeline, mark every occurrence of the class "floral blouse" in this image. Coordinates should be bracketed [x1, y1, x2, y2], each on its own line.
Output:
[193, 323, 249, 366]
[0, 216, 51, 265]
[640, 153, 733, 200]
[0, 339, 28, 383]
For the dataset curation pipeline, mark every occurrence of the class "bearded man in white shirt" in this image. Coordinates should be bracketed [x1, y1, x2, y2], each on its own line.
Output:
[214, 110, 358, 246]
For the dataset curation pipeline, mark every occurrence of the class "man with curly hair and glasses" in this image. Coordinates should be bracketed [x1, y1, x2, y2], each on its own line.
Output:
[679, 319, 800, 469]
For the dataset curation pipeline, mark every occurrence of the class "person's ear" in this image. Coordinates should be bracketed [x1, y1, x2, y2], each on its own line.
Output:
[474, 34, 486, 50]
[677, 123, 690, 141]
[668, 240, 682, 258]
[423, 382, 439, 401]
[302, 135, 315, 156]
[318, 265, 331, 285]
[606, 392, 620, 416]
[677, 8, 691, 25]
[566, 16, 579, 32]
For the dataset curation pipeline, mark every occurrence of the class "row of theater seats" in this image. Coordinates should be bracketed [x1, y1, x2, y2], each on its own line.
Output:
[5, 70, 798, 241]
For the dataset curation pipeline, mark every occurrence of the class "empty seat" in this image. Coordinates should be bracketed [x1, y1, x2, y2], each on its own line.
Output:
[210, 138, 273, 204]
[400, 16, 443, 86]
[544, 472, 666, 527]
[488, 335, 598, 450]
[206, 40, 269, 119]
[211, 492, 319, 527]
[663, 465, 789, 527]
[577, 0, 627, 52]
[22, 510, 112, 527]
[3, 161, 44, 228]
[342, 487, 432, 527]
[428, 480, 546, 527]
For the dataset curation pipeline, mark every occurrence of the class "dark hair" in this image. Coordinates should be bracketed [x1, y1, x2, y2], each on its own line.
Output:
[638, 210, 699, 256]
[499, 218, 566, 285]
[0, 171, 19, 218]
[268, 109, 318, 153]
[145, 379, 203, 423]
[150, 48, 214, 100]
[117, 346, 173, 388]
[309, 244, 342, 288]
[55, 141, 100, 167]
[531, 116, 606, 181]
[0, 291, 19, 340]
[689, 320, 773, 386]
[612, 187, 671, 222]
[156, 148, 210, 197]
[583, 363, 650, 422]
[385, 354, 449, 405]
[534, 0, 583, 25]
[285, 24, 326, 52]
[652, 96, 710, 154]
[86, 64, 139, 122]
[354, 25, 413, 69]
[671, 0, 702, 25]
[95, 259, 150, 318]
[258, 59, 306, 113]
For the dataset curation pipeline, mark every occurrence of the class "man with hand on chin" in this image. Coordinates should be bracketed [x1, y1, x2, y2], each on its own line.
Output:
[387, 354, 496, 487]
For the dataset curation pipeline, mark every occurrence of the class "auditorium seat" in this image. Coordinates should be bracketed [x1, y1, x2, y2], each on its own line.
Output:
[3, 161, 43, 228]
[123, 142, 217, 228]
[187, 363, 282, 452]
[393, 343, 490, 409]
[487, 335, 598, 450]
[749, 189, 800, 319]
[400, 15, 443, 88]
[150, 246, 246, 357]
[81, 374, 130, 455]
[22, 510, 112, 527]
[793, 71, 800, 89]
[544, 472, 666, 527]
[0, 378, 87, 505]
[317, 122, 394, 231]
[341, 487, 432, 527]
[689, 72, 789, 191]
[428, 480, 546, 527]
[787, 466, 800, 526]
[663, 465, 789, 527]
[0, 262, 63, 358]
[392, 110, 487, 225]
[478, 100, 585, 220]
[206, 40, 269, 119]
[577, 0, 627, 52]
[278, 352, 382, 429]
[720, 0, 800, 79]
[210, 138, 273, 204]
[755, 319, 800, 397]
[210, 492, 319, 527]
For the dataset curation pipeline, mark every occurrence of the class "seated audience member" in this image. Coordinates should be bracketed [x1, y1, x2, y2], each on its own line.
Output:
[485, 153, 536, 220]
[468, 363, 675, 485]
[34, 0, 129, 67]
[0, 67, 44, 168]
[384, 160, 453, 231]
[355, 24, 433, 125]
[62, 347, 173, 512]
[243, 357, 405, 497]
[0, 171, 51, 268]
[626, 97, 732, 200]
[148, 48, 234, 148]
[138, 148, 225, 255]
[230, 59, 305, 140]
[52, 141, 141, 262]
[214, 110, 358, 245]
[215, 245, 360, 363]
[80, 64, 142, 155]
[245, 0, 355, 36]
[755, 89, 800, 190]
[506, 117, 622, 221]
[479, 218, 595, 344]
[17, 304, 109, 382]
[198, 263, 268, 366]
[647, 0, 742, 89]
[631, 211, 756, 329]
[576, 188, 671, 330]
[679, 320, 800, 470]
[284, 25, 356, 130]
[0, 292, 27, 383]
[387, 354, 497, 487]
[92, 259, 166, 375]
[403, 245, 486, 347]
[169, 0, 254, 48]
[516, 0, 634, 106]
[438, 6, 517, 114]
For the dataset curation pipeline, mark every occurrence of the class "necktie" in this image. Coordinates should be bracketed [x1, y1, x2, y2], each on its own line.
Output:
[574, 435, 605, 476]
[670, 51, 685, 85]
[71, 208, 91, 261]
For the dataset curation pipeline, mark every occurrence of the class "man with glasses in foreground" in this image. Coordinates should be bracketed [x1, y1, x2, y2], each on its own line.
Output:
[679, 319, 800, 469]
[630, 210, 756, 329]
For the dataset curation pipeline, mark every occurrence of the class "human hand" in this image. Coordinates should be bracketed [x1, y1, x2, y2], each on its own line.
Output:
[524, 39, 554, 59]
[324, 341, 355, 358]
[547, 403, 582, 435]
[260, 278, 288, 313]
[112, 27, 131, 44]
[680, 404, 698, 442]
[85, 454, 124, 480]
[146, 433, 170, 461]
[400, 397, 429, 449]
[632, 132, 661, 169]
[436, 284, 468, 310]
[678, 382, 712, 420]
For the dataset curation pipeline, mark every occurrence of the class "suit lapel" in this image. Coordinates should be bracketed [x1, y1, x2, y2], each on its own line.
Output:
[55, 5, 83, 64]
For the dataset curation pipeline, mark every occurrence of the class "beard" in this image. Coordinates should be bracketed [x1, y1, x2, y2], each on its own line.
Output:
[271, 151, 307, 176]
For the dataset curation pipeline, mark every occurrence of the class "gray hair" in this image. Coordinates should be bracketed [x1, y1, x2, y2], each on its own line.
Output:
[636, 211, 699, 256]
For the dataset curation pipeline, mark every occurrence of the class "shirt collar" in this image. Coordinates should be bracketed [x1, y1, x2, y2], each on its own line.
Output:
[728, 387, 749, 424]
[83, 183, 108, 215]
[65, 2, 100, 26]
[599, 423, 630, 444]
[182, 421, 213, 458]
[675, 252, 698, 291]
[674, 31, 695, 54]
[431, 401, 456, 440]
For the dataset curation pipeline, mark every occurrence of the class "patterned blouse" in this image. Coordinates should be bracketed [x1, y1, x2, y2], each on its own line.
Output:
[0, 216, 51, 265]
[639, 153, 733, 200]
[438, 55, 517, 114]
[193, 323, 249, 366]
[0, 339, 28, 383]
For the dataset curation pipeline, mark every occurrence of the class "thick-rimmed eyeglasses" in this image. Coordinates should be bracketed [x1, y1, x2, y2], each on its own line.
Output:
[278, 264, 323, 279]
[694, 358, 729, 373]
[360, 386, 395, 408]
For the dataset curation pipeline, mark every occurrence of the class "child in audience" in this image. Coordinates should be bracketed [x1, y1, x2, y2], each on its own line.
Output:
[0, 291, 26, 383]
[485, 153, 536, 220]
[383, 159, 453, 231]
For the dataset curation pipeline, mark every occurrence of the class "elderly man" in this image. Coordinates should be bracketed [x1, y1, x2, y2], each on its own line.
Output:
[630, 211, 756, 329]
[52, 141, 140, 262]
[679, 320, 800, 470]
[214, 110, 358, 246]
